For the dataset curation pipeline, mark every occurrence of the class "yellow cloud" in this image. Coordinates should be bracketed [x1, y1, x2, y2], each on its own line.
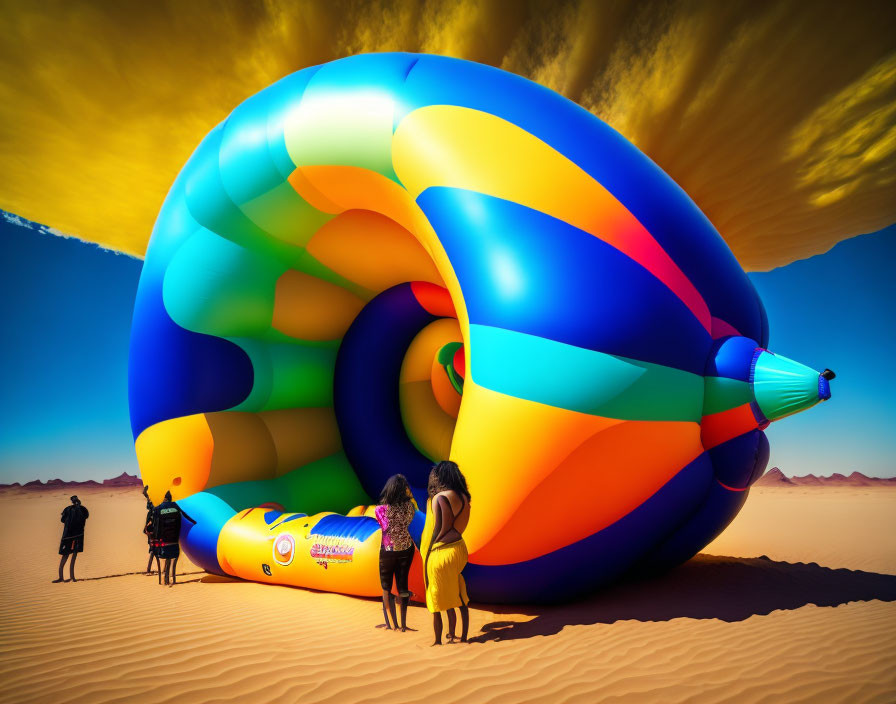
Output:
[0, 0, 893, 269]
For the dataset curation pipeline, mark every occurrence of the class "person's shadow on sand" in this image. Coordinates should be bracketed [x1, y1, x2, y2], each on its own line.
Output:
[75, 570, 206, 582]
[469, 555, 896, 643]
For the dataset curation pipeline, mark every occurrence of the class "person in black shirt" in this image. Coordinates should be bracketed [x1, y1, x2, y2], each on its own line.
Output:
[142, 485, 159, 576]
[54, 495, 88, 583]
[151, 491, 195, 586]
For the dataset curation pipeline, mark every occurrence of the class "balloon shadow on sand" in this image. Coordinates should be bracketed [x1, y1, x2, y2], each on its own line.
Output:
[469, 554, 896, 643]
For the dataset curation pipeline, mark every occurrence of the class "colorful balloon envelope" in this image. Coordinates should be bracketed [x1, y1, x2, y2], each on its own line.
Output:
[129, 53, 832, 603]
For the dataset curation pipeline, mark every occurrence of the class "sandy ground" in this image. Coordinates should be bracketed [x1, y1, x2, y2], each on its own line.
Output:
[0, 486, 894, 704]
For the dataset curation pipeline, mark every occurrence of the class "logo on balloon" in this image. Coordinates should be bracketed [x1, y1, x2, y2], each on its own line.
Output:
[272, 533, 295, 566]
[310, 538, 357, 569]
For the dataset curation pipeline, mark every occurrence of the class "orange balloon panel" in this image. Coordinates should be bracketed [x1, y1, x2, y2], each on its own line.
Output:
[471, 419, 703, 565]
[450, 380, 623, 556]
[306, 209, 443, 294]
[430, 354, 462, 418]
[272, 269, 365, 341]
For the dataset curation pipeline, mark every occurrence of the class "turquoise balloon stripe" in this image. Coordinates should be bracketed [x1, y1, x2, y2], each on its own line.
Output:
[218, 70, 311, 203]
[183, 124, 301, 267]
[162, 228, 286, 338]
[468, 324, 703, 421]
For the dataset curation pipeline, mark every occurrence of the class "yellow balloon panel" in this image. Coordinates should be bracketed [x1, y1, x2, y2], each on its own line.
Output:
[135, 414, 214, 504]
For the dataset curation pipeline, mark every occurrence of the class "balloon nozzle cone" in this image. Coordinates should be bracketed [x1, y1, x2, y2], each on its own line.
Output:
[752, 351, 833, 421]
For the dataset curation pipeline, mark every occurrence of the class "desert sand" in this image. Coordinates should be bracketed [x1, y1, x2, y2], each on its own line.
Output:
[1, 485, 894, 704]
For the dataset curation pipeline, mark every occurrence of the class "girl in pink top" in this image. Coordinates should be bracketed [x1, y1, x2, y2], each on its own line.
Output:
[374, 474, 417, 631]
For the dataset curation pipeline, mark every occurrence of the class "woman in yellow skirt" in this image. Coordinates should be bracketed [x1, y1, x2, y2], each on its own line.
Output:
[420, 460, 472, 645]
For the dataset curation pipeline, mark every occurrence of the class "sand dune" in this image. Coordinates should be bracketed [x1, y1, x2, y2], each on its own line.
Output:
[0, 486, 893, 703]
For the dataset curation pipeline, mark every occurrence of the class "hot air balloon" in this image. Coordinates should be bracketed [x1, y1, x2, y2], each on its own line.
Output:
[129, 52, 832, 603]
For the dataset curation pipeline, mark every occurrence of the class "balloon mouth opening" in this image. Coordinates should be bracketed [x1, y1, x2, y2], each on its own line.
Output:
[318, 209, 467, 503]
[332, 277, 465, 502]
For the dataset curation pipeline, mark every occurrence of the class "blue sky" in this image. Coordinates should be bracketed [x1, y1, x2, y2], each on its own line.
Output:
[1, 212, 142, 482]
[750, 224, 896, 478]
[0, 211, 893, 482]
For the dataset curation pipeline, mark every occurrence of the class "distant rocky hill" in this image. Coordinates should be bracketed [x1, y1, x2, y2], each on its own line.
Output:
[753, 467, 793, 485]
[754, 467, 896, 487]
[101, 472, 143, 487]
[4, 468, 892, 491]
[1, 472, 142, 490]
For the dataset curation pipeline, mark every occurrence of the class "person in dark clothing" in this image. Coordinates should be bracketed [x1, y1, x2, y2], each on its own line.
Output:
[143, 485, 159, 576]
[54, 495, 88, 583]
[151, 491, 195, 586]
[373, 474, 417, 632]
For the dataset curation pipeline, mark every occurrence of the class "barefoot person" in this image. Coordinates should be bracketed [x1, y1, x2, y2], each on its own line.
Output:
[421, 461, 471, 645]
[374, 474, 417, 632]
[54, 495, 88, 583]
[151, 491, 195, 586]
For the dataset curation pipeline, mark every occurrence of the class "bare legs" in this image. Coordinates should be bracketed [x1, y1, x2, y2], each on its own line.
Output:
[53, 553, 78, 582]
[446, 609, 457, 642]
[432, 611, 443, 645]
[398, 594, 409, 631]
[381, 590, 392, 629]
[53, 555, 68, 582]
[459, 605, 469, 642]
[433, 606, 469, 644]
[380, 591, 411, 632]
[146, 552, 154, 574]
[161, 557, 178, 585]
[382, 590, 398, 629]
